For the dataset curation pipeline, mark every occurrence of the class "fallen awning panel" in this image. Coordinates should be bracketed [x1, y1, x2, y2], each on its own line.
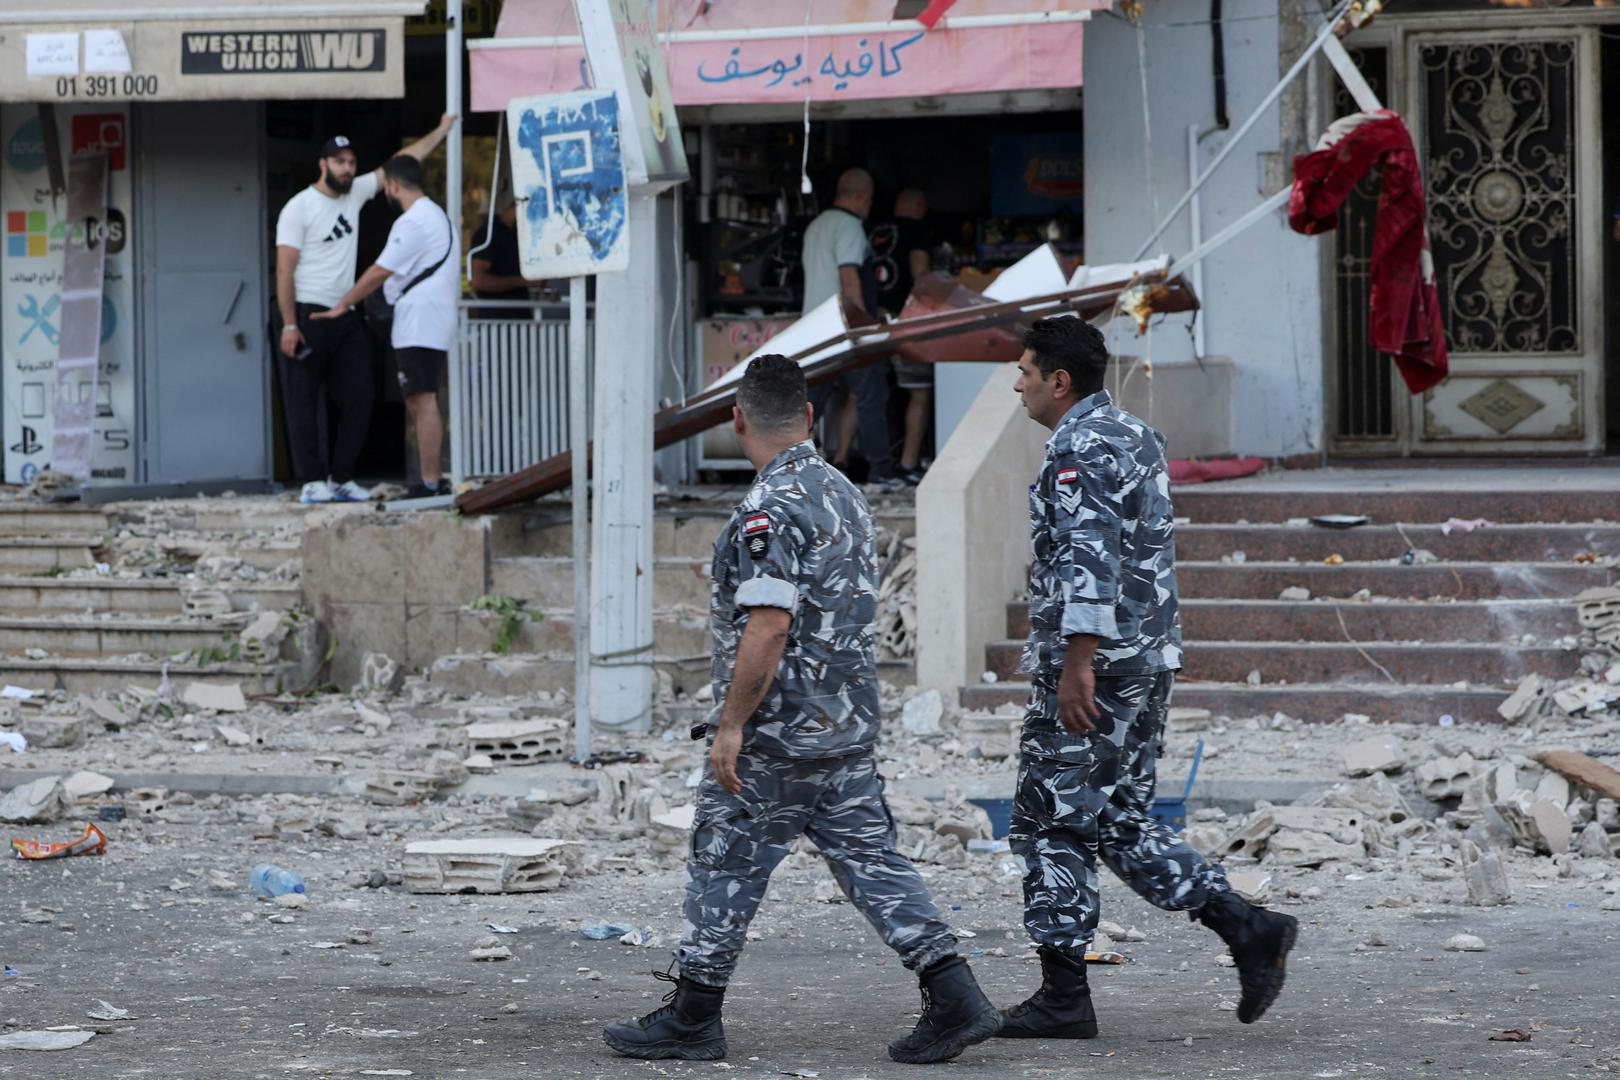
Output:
[470, 0, 1101, 112]
[0, 0, 425, 103]
[456, 249, 1195, 514]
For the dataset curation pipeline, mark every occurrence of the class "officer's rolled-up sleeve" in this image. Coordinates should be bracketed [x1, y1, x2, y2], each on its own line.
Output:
[733, 505, 801, 613]
[1051, 447, 1123, 640]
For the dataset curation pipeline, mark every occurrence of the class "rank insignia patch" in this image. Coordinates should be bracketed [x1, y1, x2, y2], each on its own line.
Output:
[743, 513, 770, 559]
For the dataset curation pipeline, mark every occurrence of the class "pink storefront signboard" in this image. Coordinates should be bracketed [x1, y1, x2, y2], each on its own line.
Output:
[470, 0, 1092, 112]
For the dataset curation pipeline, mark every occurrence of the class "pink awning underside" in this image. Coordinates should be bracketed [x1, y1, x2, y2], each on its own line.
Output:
[471, 0, 1099, 113]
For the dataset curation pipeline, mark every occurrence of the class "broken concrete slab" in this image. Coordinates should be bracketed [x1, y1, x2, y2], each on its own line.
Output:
[1227, 870, 1272, 904]
[402, 837, 579, 894]
[354, 701, 393, 732]
[1278, 586, 1311, 601]
[215, 724, 253, 748]
[238, 610, 288, 664]
[62, 770, 114, 799]
[901, 690, 944, 736]
[1444, 933, 1487, 952]
[0, 775, 67, 823]
[1576, 821, 1613, 859]
[1167, 706, 1211, 732]
[1343, 735, 1404, 778]
[19, 714, 85, 749]
[182, 588, 233, 618]
[1498, 791, 1572, 855]
[1497, 674, 1547, 723]
[1460, 839, 1512, 906]
[1539, 750, 1620, 804]
[182, 682, 247, 713]
[465, 718, 567, 766]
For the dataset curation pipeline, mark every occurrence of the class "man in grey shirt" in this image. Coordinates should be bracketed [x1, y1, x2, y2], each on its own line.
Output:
[800, 168, 893, 484]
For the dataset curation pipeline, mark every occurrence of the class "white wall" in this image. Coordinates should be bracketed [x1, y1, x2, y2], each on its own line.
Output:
[1083, 0, 1325, 458]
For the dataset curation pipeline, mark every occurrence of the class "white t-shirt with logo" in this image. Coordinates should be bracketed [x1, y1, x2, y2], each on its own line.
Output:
[377, 196, 459, 351]
[274, 171, 380, 307]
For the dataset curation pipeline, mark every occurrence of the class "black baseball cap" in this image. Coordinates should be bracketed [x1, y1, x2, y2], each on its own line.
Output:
[319, 135, 354, 158]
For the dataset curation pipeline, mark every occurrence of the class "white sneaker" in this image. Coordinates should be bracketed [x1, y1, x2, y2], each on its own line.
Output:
[332, 480, 373, 502]
[299, 480, 336, 504]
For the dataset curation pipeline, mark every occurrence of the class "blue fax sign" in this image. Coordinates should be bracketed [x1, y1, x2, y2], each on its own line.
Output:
[506, 90, 629, 278]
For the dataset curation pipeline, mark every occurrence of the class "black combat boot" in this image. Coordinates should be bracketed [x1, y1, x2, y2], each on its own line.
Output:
[1196, 889, 1299, 1023]
[887, 956, 1003, 1064]
[602, 969, 727, 1060]
[996, 946, 1098, 1039]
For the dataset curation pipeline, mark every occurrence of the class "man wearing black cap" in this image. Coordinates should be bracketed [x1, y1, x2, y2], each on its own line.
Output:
[273, 114, 457, 503]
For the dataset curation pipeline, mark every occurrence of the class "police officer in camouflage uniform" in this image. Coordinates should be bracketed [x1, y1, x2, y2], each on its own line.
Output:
[602, 354, 1002, 1066]
[995, 316, 1299, 1040]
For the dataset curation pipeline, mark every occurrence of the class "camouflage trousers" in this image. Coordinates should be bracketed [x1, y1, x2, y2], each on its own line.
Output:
[674, 750, 958, 987]
[1010, 670, 1230, 954]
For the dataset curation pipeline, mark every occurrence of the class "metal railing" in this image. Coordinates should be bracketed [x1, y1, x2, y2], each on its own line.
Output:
[452, 301, 594, 483]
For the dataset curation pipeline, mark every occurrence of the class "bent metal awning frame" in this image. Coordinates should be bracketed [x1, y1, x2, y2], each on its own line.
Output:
[455, 260, 1197, 514]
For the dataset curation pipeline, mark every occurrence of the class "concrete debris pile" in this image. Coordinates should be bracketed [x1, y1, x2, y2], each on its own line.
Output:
[873, 529, 918, 661]
[1497, 587, 1620, 725]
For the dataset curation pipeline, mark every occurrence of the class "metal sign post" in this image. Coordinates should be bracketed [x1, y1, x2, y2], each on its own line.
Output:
[505, 89, 628, 761]
[569, 275, 590, 762]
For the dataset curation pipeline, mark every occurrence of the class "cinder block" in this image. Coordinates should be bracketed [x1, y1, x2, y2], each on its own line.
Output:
[465, 718, 568, 765]
[402, 837, 580, 893]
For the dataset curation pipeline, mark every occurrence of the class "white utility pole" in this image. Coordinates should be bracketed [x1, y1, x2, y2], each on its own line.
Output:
[588, 193, 659, 731]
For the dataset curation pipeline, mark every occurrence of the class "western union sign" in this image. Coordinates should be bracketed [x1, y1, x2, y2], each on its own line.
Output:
[180, 30, 387, 74]
[0, 18, 405, 102]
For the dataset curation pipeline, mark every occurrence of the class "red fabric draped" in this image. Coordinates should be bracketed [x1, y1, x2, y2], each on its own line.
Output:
[1288, 110, 1449, 394]
[916, 0, 960, 28]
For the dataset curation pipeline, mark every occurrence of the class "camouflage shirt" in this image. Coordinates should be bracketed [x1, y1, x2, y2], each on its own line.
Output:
[709, 440, 881, 759]
[1019, 389, 1183, 680]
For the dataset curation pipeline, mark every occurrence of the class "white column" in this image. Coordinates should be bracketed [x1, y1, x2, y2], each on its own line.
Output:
[588, 192, 659, 731]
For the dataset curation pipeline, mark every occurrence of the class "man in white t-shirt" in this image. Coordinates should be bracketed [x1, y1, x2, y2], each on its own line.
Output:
[314, 155, 459, 500]
[273, 114, 456, 503]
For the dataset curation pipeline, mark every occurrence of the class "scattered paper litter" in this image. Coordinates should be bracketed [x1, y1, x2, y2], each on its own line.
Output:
[0, 1029, 96, 1051]
[86, 1000, 130, 1021]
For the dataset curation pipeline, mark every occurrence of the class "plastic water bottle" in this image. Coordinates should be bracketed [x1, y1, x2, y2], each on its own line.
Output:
[249, 864, 306, 898]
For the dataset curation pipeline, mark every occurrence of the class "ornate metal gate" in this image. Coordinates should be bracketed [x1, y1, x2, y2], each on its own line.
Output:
[1406, 30, 1603, 452]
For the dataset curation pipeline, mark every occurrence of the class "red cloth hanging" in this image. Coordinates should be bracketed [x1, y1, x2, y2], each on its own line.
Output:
[916, 0, 960, 29]
[1288, 110, 1448, 394]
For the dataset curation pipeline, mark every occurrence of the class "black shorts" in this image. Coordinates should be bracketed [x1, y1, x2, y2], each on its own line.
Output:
[395, 347, 446, 397]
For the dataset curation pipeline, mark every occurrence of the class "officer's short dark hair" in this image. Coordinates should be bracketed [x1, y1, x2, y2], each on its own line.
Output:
[1023, 315, 1109, 398]
[382, 154, 424, 192]
[736, 354, 808, 433]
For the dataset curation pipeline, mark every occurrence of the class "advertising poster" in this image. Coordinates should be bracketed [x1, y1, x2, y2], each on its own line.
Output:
[507, 90, 629, 279]
[1, 104, 136, 485]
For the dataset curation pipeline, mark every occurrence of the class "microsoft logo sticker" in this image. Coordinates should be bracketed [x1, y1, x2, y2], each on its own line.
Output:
[6, 212, 48, 258]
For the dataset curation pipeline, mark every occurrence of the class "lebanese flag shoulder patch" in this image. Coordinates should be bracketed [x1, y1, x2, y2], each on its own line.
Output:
[743, 512, 771, 559]
[1056, 466, 1080, 487]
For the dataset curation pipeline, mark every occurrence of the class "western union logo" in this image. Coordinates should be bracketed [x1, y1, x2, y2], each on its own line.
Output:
[180, 30, 386, 74]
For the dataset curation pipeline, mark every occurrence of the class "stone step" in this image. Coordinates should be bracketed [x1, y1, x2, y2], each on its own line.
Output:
[0, 576, 299, 616]
[0, 536, 100, 574]
[489, 505, 916, 560]
[1002, 598, 1580, 643]
[0, 615, 249, 658]
[1175, 522, 1620, 563]
[981, 639, 1580, 685]
[959, 681, 1509, 725]
[491, 556, 711, 611]
[0, 506, 111, 536]
[1177, 561, 1615, 601]
[1172, 485, 1620, 525]
[0, 657, 273, 696]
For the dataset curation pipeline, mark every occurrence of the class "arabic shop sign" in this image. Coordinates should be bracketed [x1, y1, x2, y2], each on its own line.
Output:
[694, 30, 924, 95]
[471, 19, 1085, 111]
